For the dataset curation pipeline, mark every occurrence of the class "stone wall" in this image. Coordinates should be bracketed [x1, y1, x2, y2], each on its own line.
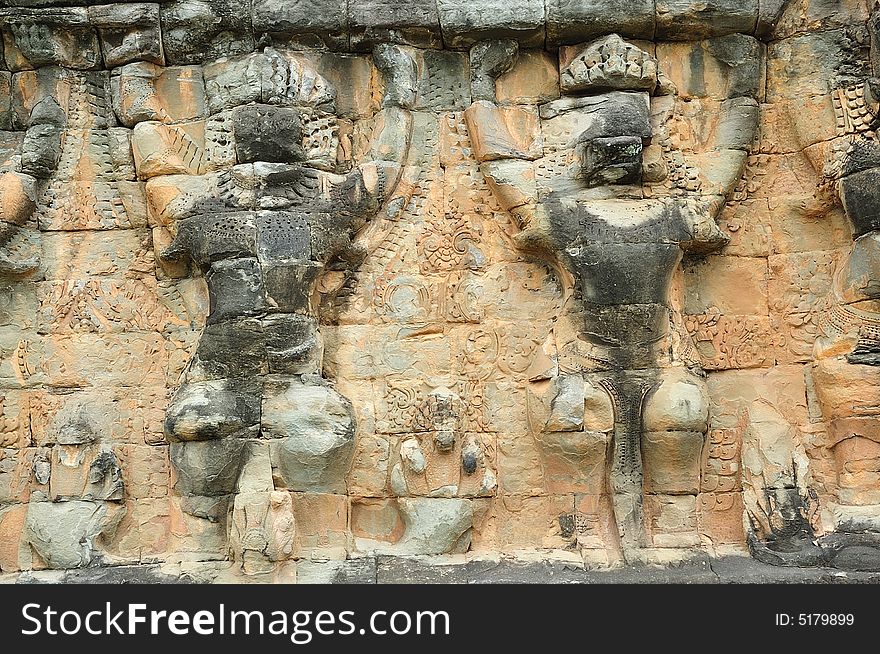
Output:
[0, 0, 879, 581]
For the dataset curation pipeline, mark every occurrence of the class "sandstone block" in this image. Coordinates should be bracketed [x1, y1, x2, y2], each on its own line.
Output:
[291, 492, 349, 559]
[643, 369, 710, 433]
[160, 0, 254, 65]
[89, 3, 164, 68]
[111, 62, 206, 128]
[23, 500, 125, 569]
[164, 380, 260, 442]
[252, 0, 348, 50]
[683, 256, 768, 315]
[546, 0, 654, 44]
[170, 437, 246, 496]
[264, 378, 356, 493]
[356, 497, 473, 555]
[698, 491, 745, 545]
[643, 431, 704, 494]
[0, 504, 27, 572]
[1, 8, 101, 71]
[494, 494, 573, 551]
[656, 0, 758, 40]
[131, 120, 206, 179]
[348, 0, 441, 50]
[496, 50, 560, 105]
[438, 0, 545, 49]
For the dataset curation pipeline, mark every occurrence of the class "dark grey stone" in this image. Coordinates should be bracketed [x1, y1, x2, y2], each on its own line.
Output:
[64, 564, 187, 584]
[205, 257, 267, 323]
[842, 140, 880, 178]
[262, 313, 321, 374]
[170, 437, 248, 496]
[710, 555, 831, 583]
[297, 557, 378, 584]
[655, 0, 759, 40]
[466, 558, 593, 584]
[547, 0, 655, 44]
[262, 261, 322, 314]
[840, 233, 880, 300]
[840, 167, 880, 238]
[0, 72, 12, 130]
[578, 136, 644, 186]
[847, 341, 880, 366]
[437, 0, 545, 49]
[192, 318, 267, 378]
[255, 210, 312, 263]
[348, 0, 441, 51]
[378, 556, 470, 583]
[871, 11, 880, 76]
[469, 40, 519, 102]
[160, 0, 254, 65]
[233, 105, 305, 164]
[252, 0, 348, 50]
[707, 34, 765, 99]
[571, 304, 671, 349]
[562, 242, 682, 306]
[164, 380, 261, 442]
[574, 93, 652, 142]
[162, 211, 258, 269]
[20, 97, 65, 178]
[253, 163, 322, 211]
[332, 557, 379, 583]
[832, 545, 880, 572]
[757, 0, 787, 38]
[374, 43, 418, 109]
[88, 3, 163, 67]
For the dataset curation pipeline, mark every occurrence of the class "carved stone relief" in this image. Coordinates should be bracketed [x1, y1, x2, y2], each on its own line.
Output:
[0, 0, 879, 579]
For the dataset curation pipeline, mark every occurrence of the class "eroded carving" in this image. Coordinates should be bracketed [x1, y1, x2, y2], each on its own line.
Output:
[468, 33, 757, 560]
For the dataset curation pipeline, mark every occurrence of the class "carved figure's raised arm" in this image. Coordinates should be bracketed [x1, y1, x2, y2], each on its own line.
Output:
[462, 41, 540, 230]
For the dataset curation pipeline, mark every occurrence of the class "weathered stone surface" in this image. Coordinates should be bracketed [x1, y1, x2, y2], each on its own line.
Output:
[546, 0, 655, 44]
[232, 104, 305, 164]
[164, 380, 260, 442]
[496, 50, 560, 105]
[840, 168, 880, 238]
[23, 500, 125, 569]
[438, 0, 545, 49]
[170, 437, 247, 496]
[561, 37, 658, 95]
[0, 0, 877, 581]
[656, 0, 759, 40]
[683, 256, 769, 315]
[1, 8, 102, 70]
[356, 497, 473, 555]
[131, 120, 206, 178]
[348, 0, 442, 51]
[264, 378, 356, 493]
[89, 3, 164, 68]
[111, 62, 206, 128]
[160, 0, 255, 65]
[252, 0, 348, 50]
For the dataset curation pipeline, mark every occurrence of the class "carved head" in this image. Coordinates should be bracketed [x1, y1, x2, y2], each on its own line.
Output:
[558, 35, 668, 188]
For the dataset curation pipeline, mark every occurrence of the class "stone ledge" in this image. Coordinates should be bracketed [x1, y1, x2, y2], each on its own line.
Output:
[5, 556, 880, 584]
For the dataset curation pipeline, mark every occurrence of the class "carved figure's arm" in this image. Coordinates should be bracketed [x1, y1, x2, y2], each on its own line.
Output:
[0, 171, 38, 275]
[462, 41, 540, 229]
[354, 44, 416, 208]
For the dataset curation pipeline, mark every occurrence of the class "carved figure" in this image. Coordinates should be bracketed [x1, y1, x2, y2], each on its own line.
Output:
[160, 46, 414, 504]
[467, 35, 760, 558]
